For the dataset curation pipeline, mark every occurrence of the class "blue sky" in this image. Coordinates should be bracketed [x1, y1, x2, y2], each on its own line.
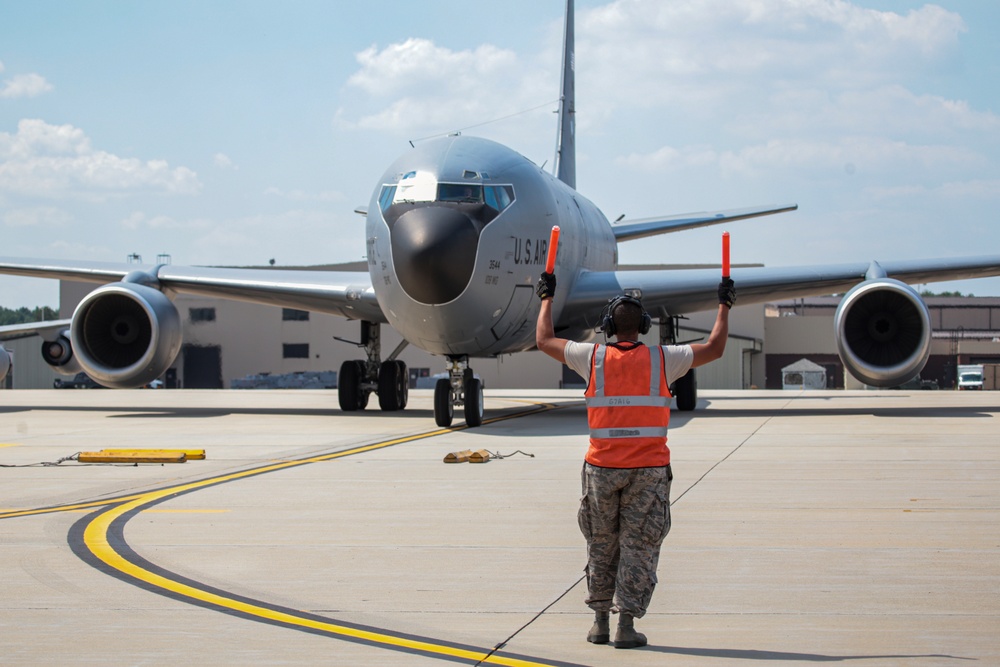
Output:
[1, 0, 998, 308]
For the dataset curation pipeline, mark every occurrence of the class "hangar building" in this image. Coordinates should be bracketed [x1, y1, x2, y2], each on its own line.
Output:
[3, 270, 999, 393]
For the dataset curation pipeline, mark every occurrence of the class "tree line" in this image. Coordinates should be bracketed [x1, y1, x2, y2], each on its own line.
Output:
[0, 306, 59, 326]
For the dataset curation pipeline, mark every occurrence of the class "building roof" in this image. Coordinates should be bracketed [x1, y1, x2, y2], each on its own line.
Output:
[781, 358, 827, 373]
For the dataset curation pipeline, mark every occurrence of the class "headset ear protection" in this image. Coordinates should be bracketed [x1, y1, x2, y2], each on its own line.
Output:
[600, 294, 652, 337]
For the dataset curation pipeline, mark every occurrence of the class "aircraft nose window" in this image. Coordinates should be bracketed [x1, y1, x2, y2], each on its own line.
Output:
[434, 183, 514, 213]
[489, 185, 513, 212]
[378, 185, 397, 212]
[437, 184, 483, 203]
[378, 182, 515, 226]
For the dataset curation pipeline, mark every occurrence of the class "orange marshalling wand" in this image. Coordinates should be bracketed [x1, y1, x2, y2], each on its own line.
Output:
[545, 226, 561, 274]
[722, 231, 730, 279]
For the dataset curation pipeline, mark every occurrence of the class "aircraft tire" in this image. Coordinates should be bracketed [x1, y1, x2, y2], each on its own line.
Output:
[673, 368, 697, 411]
[338, 360, 365, 411]
[395, 360, 409, 409]
[378, 360, 408, 411]
[434, 378, 453, 427]
[463, 377, 484, 427]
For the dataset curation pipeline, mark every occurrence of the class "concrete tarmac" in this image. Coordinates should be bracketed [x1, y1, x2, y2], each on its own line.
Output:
[1, 388, 998, 666]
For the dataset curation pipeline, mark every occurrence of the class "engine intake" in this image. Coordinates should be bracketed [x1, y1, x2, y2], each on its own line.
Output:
[834, 278, 931, 387]
[71, 283, 182, 388]
[40, 329, 82, 376]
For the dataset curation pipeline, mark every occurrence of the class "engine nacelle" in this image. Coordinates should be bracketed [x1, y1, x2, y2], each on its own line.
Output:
[834, 278, 931, 387]
[71, 282, 182, 389]
[40, 329, 82, 376]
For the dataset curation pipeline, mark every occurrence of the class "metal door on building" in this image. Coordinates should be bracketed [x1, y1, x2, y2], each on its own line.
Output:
[182, 345, 223, 389]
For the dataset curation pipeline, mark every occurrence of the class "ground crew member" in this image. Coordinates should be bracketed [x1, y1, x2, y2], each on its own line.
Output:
[535, 272, 736, 648]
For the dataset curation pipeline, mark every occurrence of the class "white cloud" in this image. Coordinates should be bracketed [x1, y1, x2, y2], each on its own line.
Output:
[867, 179, 1000, 200]
[118, 211, 212, 231]
[616, 136, 986, 181]
[716, 137, 984, 175]
[336, 0, 974, 154]
[348, 38, 517, 96]
[263, 187, 344, 203]
[213, 153, 236, 169]
[2, 206, 73, 228]
[616, 145, 718, 171]
[341, 37, 550, 135]
[579, 0, 965, 99]
[724, 85, 1000, 142]
[0, 119, 201, 199]
[1, 72, 54, 99]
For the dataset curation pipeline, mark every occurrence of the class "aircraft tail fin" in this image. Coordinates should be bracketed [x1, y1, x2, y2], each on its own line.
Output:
[554, 0, 576, 189]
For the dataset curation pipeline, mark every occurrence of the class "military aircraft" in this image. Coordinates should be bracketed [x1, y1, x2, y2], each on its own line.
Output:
[2, 0, 1000, 427]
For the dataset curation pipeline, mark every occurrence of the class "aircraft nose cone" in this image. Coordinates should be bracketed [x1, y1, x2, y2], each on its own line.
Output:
[390, 206, 479, 305]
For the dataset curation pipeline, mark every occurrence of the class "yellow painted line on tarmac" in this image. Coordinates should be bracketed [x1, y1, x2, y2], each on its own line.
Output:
[77, 403, 568, 667]
[0, 494, 148, 520]
[86, 496, 551, 666]
[0, 443, 19, 448]
[142, 509, 229, 514]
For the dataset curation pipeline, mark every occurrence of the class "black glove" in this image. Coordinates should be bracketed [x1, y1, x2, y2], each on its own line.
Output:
[536, 272, 556, 300]
[718, 278, 736, 309]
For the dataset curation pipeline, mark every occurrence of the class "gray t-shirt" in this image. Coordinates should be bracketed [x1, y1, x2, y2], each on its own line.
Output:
[563, 340, 695, 387]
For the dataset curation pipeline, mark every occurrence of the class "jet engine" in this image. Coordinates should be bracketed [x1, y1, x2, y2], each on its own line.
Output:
[40, 329, 82, 376]
[70, 282, 182, 388]
[834, 278, 931, 387]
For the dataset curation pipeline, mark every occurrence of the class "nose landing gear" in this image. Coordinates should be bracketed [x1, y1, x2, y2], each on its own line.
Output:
[433, 355, 483, 428]
[337, 321, 409, 413]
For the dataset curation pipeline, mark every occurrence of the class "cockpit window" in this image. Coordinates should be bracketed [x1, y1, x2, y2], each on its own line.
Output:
[492, 185, 513, 211]
[484, 186, 499, 211]
[378, 185, 397, 212]
[483, 185, 514, 212]
[379, 180, 516, 226]
[438, 183, 483, 203]
[435, 183, 515, 212]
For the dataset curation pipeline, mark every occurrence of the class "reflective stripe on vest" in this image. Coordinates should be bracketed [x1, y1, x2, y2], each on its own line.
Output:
[584, 343, 671, 468]
[590, 426, 670, 439]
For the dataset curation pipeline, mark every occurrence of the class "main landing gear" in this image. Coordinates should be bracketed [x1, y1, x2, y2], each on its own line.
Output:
[661, 316, 697, 411]
[433, 355, 483, 428]
[337, 321, 409, 413]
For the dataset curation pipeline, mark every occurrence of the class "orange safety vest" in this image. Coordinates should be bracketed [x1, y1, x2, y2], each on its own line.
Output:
[584, 342, 671, 468]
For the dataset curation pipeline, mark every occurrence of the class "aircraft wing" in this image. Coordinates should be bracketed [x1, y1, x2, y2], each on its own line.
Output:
[0, 257, 385, 322]
[612, 204, 798, 242]
[562, 255, 1000, 325]
[0, 319, 72, 342]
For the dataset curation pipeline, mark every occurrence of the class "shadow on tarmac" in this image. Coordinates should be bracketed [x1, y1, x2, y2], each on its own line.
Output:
[1, 395, 995, 428]
[645, 645, 975, 662]
[678, 402, 999, 421]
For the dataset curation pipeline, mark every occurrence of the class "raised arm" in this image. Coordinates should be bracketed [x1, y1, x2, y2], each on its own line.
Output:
[690, 279, 735, 368]
[535, 272, 569, 364]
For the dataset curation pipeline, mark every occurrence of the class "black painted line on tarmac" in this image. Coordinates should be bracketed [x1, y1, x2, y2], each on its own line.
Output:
[1, 402, 556, 521]
[61, 401, 585, 666]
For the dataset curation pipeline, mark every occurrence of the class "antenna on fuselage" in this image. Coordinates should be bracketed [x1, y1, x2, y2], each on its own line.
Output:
[553, 0, 576, 190]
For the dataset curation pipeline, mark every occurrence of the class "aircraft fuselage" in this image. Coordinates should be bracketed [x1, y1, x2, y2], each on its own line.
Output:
[365, 135, 614, 357]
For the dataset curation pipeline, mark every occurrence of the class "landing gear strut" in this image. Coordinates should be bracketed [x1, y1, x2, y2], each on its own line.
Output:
[661, 316, 697, 411]
[433, 355, 483, 428]
[337, 321, 409, 413]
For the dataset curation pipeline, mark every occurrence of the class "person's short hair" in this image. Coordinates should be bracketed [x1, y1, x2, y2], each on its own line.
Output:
[612, 299, 644, 335]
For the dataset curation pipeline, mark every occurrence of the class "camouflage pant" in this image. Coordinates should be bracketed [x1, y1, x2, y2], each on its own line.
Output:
[577, 462, 672, 618]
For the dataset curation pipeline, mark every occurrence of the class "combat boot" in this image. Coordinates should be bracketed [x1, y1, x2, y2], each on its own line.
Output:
[614, 612, 647, 649]
[586, 611, 610, 644]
